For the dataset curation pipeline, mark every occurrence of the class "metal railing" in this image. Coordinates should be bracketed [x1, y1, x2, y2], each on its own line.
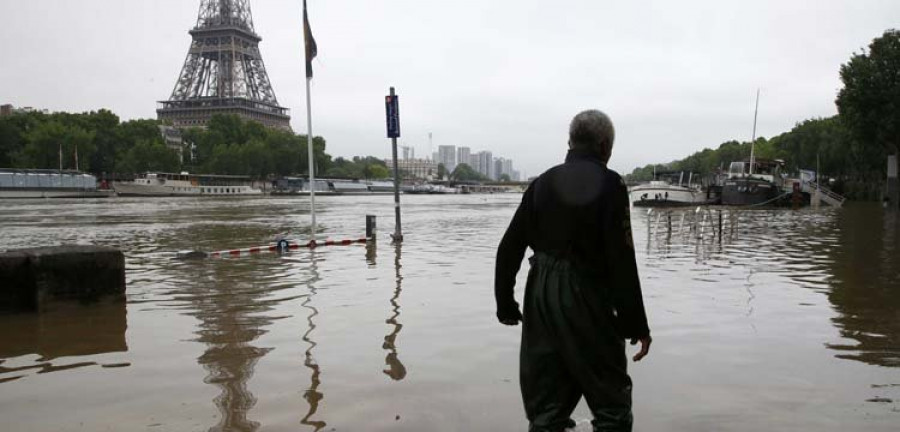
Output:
[806, 181, 846, 207]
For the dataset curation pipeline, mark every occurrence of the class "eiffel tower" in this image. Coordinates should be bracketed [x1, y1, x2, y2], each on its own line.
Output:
[157, 0, 291, 130]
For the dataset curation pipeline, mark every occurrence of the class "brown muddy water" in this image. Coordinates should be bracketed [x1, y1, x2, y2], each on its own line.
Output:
[0, 195, 898, 431]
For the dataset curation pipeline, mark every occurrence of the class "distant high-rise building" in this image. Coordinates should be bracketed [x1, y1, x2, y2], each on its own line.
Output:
[475, 151, 493, 179]
[502, 158, 514, 179]
[492, 157, 515, 181]
[457, 147, 471, 168]
[437, 145, 457, 172]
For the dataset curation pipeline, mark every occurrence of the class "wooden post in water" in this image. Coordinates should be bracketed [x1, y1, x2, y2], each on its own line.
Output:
[666, 212, 672, 238]
[718, 210, 723, 242]
[366, 215, 377, 240]
[887, 154, 899, 211]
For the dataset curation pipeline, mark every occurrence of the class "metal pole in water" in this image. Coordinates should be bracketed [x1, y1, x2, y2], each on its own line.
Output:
[305, 76, 317, 242]
[749, 89, 760, 175]
[387, 87, 403, 243]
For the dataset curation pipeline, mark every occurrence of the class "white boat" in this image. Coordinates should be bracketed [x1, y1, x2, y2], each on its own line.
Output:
[271, 177, 399, 196]
[405, 184, 458, 194]
[0, 169, 113, 199]
[629, 171, 708, 207]
[113, 172, 262, 197]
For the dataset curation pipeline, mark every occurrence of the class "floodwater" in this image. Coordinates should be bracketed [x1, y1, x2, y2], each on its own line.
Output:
[0, 195, 898, 431]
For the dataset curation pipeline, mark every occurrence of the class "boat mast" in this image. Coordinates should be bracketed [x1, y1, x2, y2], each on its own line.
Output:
[749, 88, 760, 175]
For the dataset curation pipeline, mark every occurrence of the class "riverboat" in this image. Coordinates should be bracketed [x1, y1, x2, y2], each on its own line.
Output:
[629, 171, 708, 207]
[405, 184, 458, 194]
[113, 172, 262, 197]
[720, 159, 786, 206]
[270, 177, 396, 196]
[0, 169, 113, 199]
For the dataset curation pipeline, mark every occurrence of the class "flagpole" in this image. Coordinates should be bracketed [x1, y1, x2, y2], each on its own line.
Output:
[305, 76, 316, 242]
[303, 0, 317, 242]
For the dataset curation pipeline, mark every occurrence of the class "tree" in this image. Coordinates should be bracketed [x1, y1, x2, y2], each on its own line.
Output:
[837, 29, 900, 158]
[437, 163, 447, 179]
[21, 121, 96, 170]
[451, 163, 488, 182]
[116, 140, 181, 173]
[367, 164, 390, 179]
[837, 29, 900, 203]
[768, 117, 850, 176]
[499, 173, 511, 182]
[83, 109, 121, 174]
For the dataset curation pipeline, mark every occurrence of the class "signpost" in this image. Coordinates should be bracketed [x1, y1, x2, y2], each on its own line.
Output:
[386, 87, 403, 242]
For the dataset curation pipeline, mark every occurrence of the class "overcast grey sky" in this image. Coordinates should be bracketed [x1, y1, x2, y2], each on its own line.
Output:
[1, 0, 898, 176]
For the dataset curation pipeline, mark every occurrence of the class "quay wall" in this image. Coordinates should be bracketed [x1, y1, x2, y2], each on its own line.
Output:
[0, 246, 125, 313]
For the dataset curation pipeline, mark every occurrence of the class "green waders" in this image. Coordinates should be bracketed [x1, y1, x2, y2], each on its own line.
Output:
[520, 252, 633, 432]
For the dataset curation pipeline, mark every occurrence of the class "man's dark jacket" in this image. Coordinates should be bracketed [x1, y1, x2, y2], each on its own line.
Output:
[494, 149, 650, 339]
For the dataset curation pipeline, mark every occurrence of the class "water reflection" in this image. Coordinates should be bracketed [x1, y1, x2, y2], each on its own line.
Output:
[300, 253, 326, 432]
[185, 260, 279, 432]
[365, 240, 377, 266]
[0, 300, 128, 383]
[639, 205, 900, 368]
[382, 244, 407, 381]
[825, 205, 900, 367]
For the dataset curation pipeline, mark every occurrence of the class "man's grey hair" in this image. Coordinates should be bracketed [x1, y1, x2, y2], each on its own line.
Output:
[568, 110, 615, 153]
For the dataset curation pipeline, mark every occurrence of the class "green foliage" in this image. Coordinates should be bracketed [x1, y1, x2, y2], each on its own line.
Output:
[20, 121, 96, 170]
[116, 140, 181, 173]
[450, 163, 488, 182]
[0, 110, 398, 181]
[768, 117, 850, 176]
[837, 29, 900, 155]
[499, 173, 512, 182]
[325, 156, 389, 179]
[0, 110, 169, 174]
[437, 163, 447, 179]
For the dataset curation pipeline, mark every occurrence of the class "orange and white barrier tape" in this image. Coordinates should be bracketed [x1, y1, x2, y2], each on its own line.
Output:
[206, 237, 370, 259]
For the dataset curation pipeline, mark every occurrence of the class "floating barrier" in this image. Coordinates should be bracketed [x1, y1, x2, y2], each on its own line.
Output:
[176, 237, 370, 260]
[199, 237, 371, 259]
[176, 215, 378, 260]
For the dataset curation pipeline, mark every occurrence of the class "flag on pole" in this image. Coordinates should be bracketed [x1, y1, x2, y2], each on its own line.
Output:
[303, 0, 317, 78]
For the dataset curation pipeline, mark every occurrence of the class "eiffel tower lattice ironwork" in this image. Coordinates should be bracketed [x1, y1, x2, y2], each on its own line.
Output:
[157, 0, 291, 130]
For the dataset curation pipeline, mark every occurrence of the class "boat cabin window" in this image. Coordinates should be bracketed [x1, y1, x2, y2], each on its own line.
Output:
[754, 163, 779, 176]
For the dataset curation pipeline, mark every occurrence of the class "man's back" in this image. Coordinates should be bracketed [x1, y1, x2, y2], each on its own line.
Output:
[494, 149, 648, 339]
[529, 151, 619, 269]
[493, 110, 650, 432]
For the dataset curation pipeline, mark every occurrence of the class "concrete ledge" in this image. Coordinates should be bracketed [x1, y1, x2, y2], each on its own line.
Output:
[0, 245, 125, 313]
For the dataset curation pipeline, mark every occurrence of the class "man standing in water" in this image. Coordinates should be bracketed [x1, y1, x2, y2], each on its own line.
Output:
[495, 110, 651, 432]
